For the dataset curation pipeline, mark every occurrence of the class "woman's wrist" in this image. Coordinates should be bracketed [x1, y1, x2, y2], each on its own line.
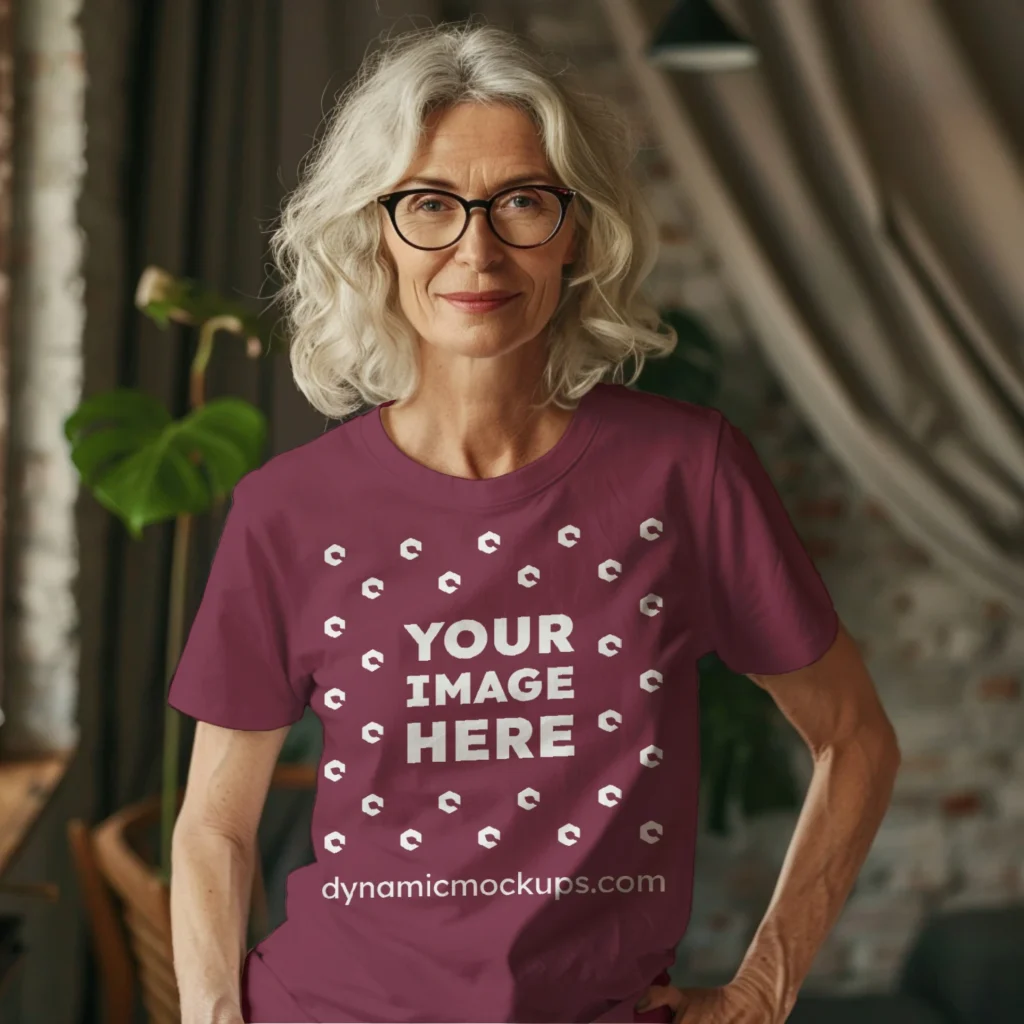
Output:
[180, 990, 243, 1024]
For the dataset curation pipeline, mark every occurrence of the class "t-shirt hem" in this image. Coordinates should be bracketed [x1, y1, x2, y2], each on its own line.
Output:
[167, 693, 306, 732]
[729, 606, 840, 677]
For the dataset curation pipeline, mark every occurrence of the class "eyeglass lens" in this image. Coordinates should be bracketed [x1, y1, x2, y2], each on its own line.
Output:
[394, 188, 563, 248]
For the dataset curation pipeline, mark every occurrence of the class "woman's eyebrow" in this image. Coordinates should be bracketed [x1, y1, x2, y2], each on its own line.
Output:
[396, 173, 555, 191]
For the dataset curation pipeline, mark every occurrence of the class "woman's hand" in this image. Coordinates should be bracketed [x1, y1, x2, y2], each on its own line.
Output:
[634, 974, 775, 1022]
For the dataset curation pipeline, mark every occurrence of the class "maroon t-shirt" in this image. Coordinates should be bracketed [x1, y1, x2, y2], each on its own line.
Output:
[168, 381, 838, 1023]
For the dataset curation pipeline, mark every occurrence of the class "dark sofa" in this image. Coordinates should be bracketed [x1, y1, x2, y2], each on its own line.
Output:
[788, 906, 1024, 1024]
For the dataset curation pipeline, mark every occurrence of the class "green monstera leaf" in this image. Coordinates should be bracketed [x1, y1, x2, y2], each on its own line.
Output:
[65, 388, 266, 537]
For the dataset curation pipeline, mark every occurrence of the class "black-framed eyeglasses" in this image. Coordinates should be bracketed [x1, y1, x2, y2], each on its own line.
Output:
[376, 184, 576, 250]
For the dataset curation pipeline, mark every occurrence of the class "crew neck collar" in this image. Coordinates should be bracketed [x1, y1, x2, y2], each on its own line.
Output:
[357, 384, 606, 509]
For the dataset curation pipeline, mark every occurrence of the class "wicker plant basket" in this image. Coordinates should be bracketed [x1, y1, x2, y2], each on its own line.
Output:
[88, 763, 315, 1024]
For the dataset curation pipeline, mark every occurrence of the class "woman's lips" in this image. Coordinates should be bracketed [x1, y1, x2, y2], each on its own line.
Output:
[441, 293, 519, 313]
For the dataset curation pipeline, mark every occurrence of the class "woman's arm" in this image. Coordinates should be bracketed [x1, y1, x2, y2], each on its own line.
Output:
[729, 621, 901, 1021]
[171, 721, 290, 1024]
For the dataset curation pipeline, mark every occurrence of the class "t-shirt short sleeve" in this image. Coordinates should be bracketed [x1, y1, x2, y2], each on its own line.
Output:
[700, 411, 839, 675]
[167, 474, 310, 729]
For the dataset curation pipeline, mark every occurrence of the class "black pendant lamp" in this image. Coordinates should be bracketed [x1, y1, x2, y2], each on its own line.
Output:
[648, 0, 759, 72]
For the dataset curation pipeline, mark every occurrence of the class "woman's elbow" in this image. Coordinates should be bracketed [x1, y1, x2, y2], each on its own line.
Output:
[171, 800, 255, 868]
[869, 710, 902, 769]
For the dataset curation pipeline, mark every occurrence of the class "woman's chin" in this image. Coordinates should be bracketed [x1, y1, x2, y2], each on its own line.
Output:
[421, 326, 532, 360]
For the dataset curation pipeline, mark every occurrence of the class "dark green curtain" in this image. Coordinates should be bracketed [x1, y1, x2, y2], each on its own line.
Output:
[69, 1, 438, 1022]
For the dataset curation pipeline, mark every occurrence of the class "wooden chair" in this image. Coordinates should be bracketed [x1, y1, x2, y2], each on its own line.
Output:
[68, 763, 316, 1024]
[67, 819, 134, 1024]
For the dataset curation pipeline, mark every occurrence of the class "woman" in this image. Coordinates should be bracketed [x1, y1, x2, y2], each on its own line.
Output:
[168, 22, 900, 1024]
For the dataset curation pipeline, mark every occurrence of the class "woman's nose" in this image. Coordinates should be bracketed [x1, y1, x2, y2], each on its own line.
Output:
[453, 208, 504, 267]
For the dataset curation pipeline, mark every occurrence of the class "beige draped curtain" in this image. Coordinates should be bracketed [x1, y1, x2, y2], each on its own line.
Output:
[602, 0, 1024, 613]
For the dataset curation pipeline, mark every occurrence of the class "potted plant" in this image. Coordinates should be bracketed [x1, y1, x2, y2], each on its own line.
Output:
[64, 267, 315, 1023]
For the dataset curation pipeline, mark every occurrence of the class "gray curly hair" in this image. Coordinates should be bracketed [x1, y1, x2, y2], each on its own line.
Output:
[270, 20, 676, 419]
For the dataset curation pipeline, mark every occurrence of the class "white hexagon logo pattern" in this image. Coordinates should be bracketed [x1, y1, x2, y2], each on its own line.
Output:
[478, 531, 501, 554]
[362, 794, 384, 816]
[400, 538, 422, 560]
[438, 571, 461, 594]
[324, 831, 345, 854]
[598, 634, 622, 657]
[439, 791, 461, 814]
[598, 710, 622, 732]
[639, 518, 664, 541]
[517, 787, 540, 810]
[323, 759, 345, 781]
[362, 649, 383, 672]
[640, 669, 664, 693]
[324, 544, 346, 566]
[400, 829, 422, 851]
[598, 784, 622, 807]
[362, 577, 383, 599]
[558, 524, 581, 547]
[324, 616, 346, 638]
[478, 826, 500, 849]
[639, 593, 663, 617]
[640, 744, 664, 768]
[558, 824, 581, 846]
[518, 565, 540, 588]
[324, 688, 345, 710]
[362, 722, 383, 743]
[598, 559, 622, 582]
[641, 820, 664, 844]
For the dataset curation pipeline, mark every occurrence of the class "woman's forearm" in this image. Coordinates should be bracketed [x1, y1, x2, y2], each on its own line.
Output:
[170, 821, 254, 1023]
[730, 725, 901, 1021]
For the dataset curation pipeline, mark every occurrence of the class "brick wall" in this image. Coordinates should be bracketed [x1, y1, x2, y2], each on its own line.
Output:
[1, 0, 85, 755]
[520, 0, 1024, 995]
[4, 0, 1023, 999]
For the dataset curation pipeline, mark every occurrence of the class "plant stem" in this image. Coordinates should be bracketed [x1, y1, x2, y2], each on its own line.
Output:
[159, 313, 244, 880]
[190, 315, 242, 408]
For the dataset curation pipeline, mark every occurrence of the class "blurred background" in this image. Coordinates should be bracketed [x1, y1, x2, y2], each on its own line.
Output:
[0, 0, 1022, 1022]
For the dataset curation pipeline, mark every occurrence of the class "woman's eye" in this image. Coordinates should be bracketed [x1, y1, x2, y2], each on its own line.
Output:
[509, 194, 536, 208]
[410, 195, 454, 213]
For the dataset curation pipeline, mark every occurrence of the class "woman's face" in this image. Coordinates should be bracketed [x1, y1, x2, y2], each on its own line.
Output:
[380, 102, 576, 363]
